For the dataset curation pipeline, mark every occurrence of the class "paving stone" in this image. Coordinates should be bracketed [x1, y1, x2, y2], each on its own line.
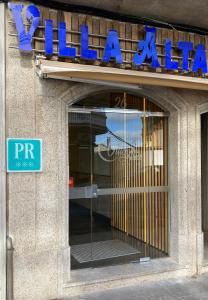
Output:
[65, 274, 208, 300]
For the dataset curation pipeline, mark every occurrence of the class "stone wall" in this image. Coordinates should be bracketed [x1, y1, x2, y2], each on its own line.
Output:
[6, 9, 73, 298]
[5, 5, 208, 300]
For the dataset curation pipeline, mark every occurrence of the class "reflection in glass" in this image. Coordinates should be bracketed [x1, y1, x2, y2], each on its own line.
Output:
[69, 92, 169, 270]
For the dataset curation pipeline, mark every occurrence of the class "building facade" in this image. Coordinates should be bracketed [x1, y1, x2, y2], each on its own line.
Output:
[1, 1, 208, 299]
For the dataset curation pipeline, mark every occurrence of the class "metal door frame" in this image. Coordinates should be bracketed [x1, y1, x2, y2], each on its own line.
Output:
[68, 104, 169, 262]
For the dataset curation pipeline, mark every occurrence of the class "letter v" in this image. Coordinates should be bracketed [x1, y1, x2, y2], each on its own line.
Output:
[8, 3, 40, 52]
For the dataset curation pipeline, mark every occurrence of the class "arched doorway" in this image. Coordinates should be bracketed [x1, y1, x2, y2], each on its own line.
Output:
[68, 91, 169, 269]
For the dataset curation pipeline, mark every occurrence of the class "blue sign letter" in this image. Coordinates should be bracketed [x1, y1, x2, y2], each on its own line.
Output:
[103, 30, 123, 64]
[81, 25, 97, 60]
[178, 41, 193, 72]
[192, 44, 207, 73]
[165, 40, 178, 71]
[133, 26, 160, 68]
[58, 22, 76, 58]
[45, 19, 53, 55]
[8, 3, 40, 52]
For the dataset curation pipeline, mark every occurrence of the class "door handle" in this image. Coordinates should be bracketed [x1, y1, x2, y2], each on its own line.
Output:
[69, 184, 97, 199]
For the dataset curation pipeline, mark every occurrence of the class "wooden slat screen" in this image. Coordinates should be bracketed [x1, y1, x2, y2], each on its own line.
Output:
[111, 95, 168, 254]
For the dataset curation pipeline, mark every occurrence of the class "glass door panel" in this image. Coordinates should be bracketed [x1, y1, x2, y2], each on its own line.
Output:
[69, 93, 169, 270]
[91, 112, 145, 266]
[201, 113, 208, 262]
[69, 112, 93, 269]
[92, 112, 126, 265]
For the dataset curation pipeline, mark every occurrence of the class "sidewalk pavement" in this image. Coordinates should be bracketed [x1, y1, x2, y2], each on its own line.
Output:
[67, 273, 208, 300]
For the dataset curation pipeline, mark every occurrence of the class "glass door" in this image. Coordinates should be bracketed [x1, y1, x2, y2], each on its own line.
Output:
[69, 94, 169, 270]
[201, 112, 208, 262]
[68, 111, 94, 268]
[91, 110, 143, 267]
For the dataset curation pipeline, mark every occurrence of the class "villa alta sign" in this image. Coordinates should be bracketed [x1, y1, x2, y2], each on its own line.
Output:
[9, 2, 208, 74]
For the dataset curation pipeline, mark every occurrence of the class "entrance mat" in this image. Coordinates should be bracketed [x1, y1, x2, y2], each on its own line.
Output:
[71, 239, 140, 263]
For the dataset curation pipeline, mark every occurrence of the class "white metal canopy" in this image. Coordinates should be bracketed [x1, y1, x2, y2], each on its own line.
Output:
[36, 59, 208, 90]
